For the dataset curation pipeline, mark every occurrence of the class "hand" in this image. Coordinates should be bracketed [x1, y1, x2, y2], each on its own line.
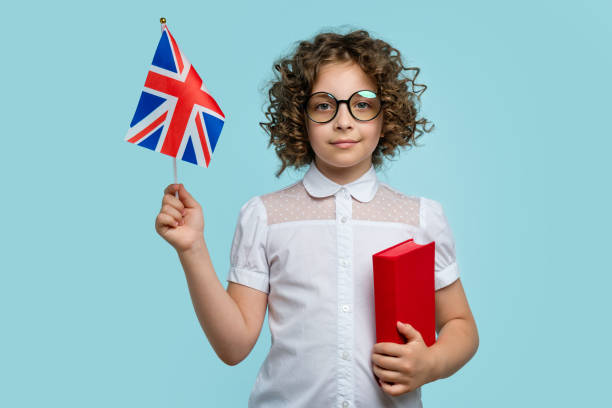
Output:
[371, 321, 438, 397]
[155, 183, 205, 253]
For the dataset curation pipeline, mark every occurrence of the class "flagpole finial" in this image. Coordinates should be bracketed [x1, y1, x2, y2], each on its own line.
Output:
[160, 17, 166, 24]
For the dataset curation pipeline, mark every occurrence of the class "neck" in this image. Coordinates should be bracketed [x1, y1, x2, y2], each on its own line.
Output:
[314, 158, 373, 185]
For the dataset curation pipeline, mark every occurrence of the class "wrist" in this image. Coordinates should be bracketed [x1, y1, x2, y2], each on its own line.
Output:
[177, 238, 207, 258]
[427, 344, 445, 382]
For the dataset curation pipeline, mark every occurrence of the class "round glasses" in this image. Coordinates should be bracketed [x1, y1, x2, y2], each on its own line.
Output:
[304, 90, 382, 123]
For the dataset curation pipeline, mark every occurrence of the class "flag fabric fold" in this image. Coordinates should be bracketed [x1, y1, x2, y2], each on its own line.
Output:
[126, 25, 225, 168]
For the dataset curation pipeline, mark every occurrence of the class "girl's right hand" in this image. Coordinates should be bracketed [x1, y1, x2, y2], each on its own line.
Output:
[155, 184, 205, 253]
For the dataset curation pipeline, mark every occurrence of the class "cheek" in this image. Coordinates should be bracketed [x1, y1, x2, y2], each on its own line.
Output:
[306, 123, 328, 146]
[365, 120, 384, 141]
[359, 115, 383, 140]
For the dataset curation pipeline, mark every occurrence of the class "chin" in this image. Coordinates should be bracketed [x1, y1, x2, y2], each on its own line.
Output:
[322, 156, 369, 169]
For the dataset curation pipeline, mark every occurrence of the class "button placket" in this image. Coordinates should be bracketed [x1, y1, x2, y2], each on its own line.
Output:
[335, 189, 354, 408]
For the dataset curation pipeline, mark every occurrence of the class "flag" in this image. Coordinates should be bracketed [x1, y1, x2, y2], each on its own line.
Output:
[125, 25, 225, 167]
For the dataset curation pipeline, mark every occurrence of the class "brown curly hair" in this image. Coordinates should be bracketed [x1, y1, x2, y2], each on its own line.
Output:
[260, 29, 434, 177]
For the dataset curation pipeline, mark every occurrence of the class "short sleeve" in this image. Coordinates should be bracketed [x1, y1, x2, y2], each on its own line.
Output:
[419, 197, 460, 290]
[226, 196, 270, 294]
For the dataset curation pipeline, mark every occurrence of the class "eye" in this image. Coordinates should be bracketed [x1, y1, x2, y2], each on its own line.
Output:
[315, 103, 332, 111]
[354, 101, 371, 110]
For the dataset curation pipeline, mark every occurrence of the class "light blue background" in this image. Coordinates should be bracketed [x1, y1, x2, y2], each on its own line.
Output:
[2, 0, 610, 406]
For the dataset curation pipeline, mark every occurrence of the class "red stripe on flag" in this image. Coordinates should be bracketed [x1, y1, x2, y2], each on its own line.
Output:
[145, 69, 225, 118]
[127, 112, 168, 144]
[145, 67, 224, 157]
[195, 113, 211, 167]
[165, 28, 184, 75]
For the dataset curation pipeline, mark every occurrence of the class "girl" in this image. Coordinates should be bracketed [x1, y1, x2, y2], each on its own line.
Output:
[155, 29, 479, 407]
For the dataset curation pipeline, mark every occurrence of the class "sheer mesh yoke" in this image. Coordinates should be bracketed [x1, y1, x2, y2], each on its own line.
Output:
[353, 184, 420, 225]
[260, 182, 421, 227]
[261, 182, 335, 224]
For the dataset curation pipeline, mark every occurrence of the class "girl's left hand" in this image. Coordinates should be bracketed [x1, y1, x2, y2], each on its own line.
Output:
[371, 321, 438, 397]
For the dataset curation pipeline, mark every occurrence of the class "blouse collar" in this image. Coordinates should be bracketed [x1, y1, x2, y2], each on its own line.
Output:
[302, 162, 379, 203]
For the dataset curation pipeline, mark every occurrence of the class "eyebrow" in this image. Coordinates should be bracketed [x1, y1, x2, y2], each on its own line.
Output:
[309, 89, 377, 98]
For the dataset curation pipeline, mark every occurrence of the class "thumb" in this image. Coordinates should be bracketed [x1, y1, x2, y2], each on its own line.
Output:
[397, 321, 423, 343]
[177, 184, 200, 209]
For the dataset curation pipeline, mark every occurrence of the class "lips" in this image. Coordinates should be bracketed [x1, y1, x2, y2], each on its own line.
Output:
[331, 139, 358, 144]
[331, 139, 359, 149]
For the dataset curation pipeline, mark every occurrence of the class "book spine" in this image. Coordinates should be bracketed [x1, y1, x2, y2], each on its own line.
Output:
[373, 256, 402, 344]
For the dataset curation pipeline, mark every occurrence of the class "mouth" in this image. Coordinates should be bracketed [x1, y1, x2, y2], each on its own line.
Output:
[331, 139, 359, 149]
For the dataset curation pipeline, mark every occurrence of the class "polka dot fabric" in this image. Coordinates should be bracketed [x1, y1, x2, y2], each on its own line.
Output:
[261, 182, 335, 224]
[260, 181, 420, 227]
[353, 184, 420, 225]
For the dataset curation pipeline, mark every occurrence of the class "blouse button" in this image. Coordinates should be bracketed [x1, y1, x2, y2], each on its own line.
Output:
[342, 351, 350, 360]
[340, 216, 348, 223]
[342, 304, 350, 312]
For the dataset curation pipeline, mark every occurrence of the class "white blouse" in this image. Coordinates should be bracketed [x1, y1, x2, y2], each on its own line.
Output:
[227, 163, 460, 408]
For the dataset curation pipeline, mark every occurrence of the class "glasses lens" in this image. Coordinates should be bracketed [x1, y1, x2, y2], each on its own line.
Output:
[306, 93, 337, 123]
[349, 90, 381, 121]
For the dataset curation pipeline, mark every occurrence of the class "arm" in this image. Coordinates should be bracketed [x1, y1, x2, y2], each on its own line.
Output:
[178, 240, 268, 366]
[428, 278, 479, 380]
[156, 183, 267, 366]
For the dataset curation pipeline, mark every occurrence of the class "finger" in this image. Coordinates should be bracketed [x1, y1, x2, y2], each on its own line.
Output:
[162, 193, 186, 213]
[372, 363, 401, 383]
[164, 183, 180, 195]
[372, 353, 403, 371]
[397, 321, 423, 342]
[157, 213, 180, 228]
[380, 381, 409, 397]
[161, 204, 183, 224]
[177, 184, 200, 209]
[373, 342, 404, 357]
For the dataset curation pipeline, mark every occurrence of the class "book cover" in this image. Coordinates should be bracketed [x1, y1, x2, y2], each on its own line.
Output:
[372, 239, 436, 346]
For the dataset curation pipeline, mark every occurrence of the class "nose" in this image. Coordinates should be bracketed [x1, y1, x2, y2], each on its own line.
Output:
[334, 101, 353, 130]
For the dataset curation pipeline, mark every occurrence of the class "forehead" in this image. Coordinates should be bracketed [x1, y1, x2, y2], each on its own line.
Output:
[311, 61, 377, 98]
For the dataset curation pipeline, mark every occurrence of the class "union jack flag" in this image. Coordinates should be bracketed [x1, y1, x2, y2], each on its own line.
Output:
[125, 25, 225, 167]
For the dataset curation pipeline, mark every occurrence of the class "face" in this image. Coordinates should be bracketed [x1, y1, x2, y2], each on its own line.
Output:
[306, 61, 383, 183]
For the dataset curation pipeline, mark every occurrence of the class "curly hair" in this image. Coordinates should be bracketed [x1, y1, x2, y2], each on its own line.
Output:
[260, 29, 434, 177]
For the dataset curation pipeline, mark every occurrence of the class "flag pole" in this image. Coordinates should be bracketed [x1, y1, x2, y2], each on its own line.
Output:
[173, 156, 178, 198]
[160, 17, 179, 199]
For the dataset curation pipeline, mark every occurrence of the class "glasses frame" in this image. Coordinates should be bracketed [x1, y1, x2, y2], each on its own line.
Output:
[303, 90, 383, 124]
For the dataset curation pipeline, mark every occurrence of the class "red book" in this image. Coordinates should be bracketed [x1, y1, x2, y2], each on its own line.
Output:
[372, 239, 436, 346]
